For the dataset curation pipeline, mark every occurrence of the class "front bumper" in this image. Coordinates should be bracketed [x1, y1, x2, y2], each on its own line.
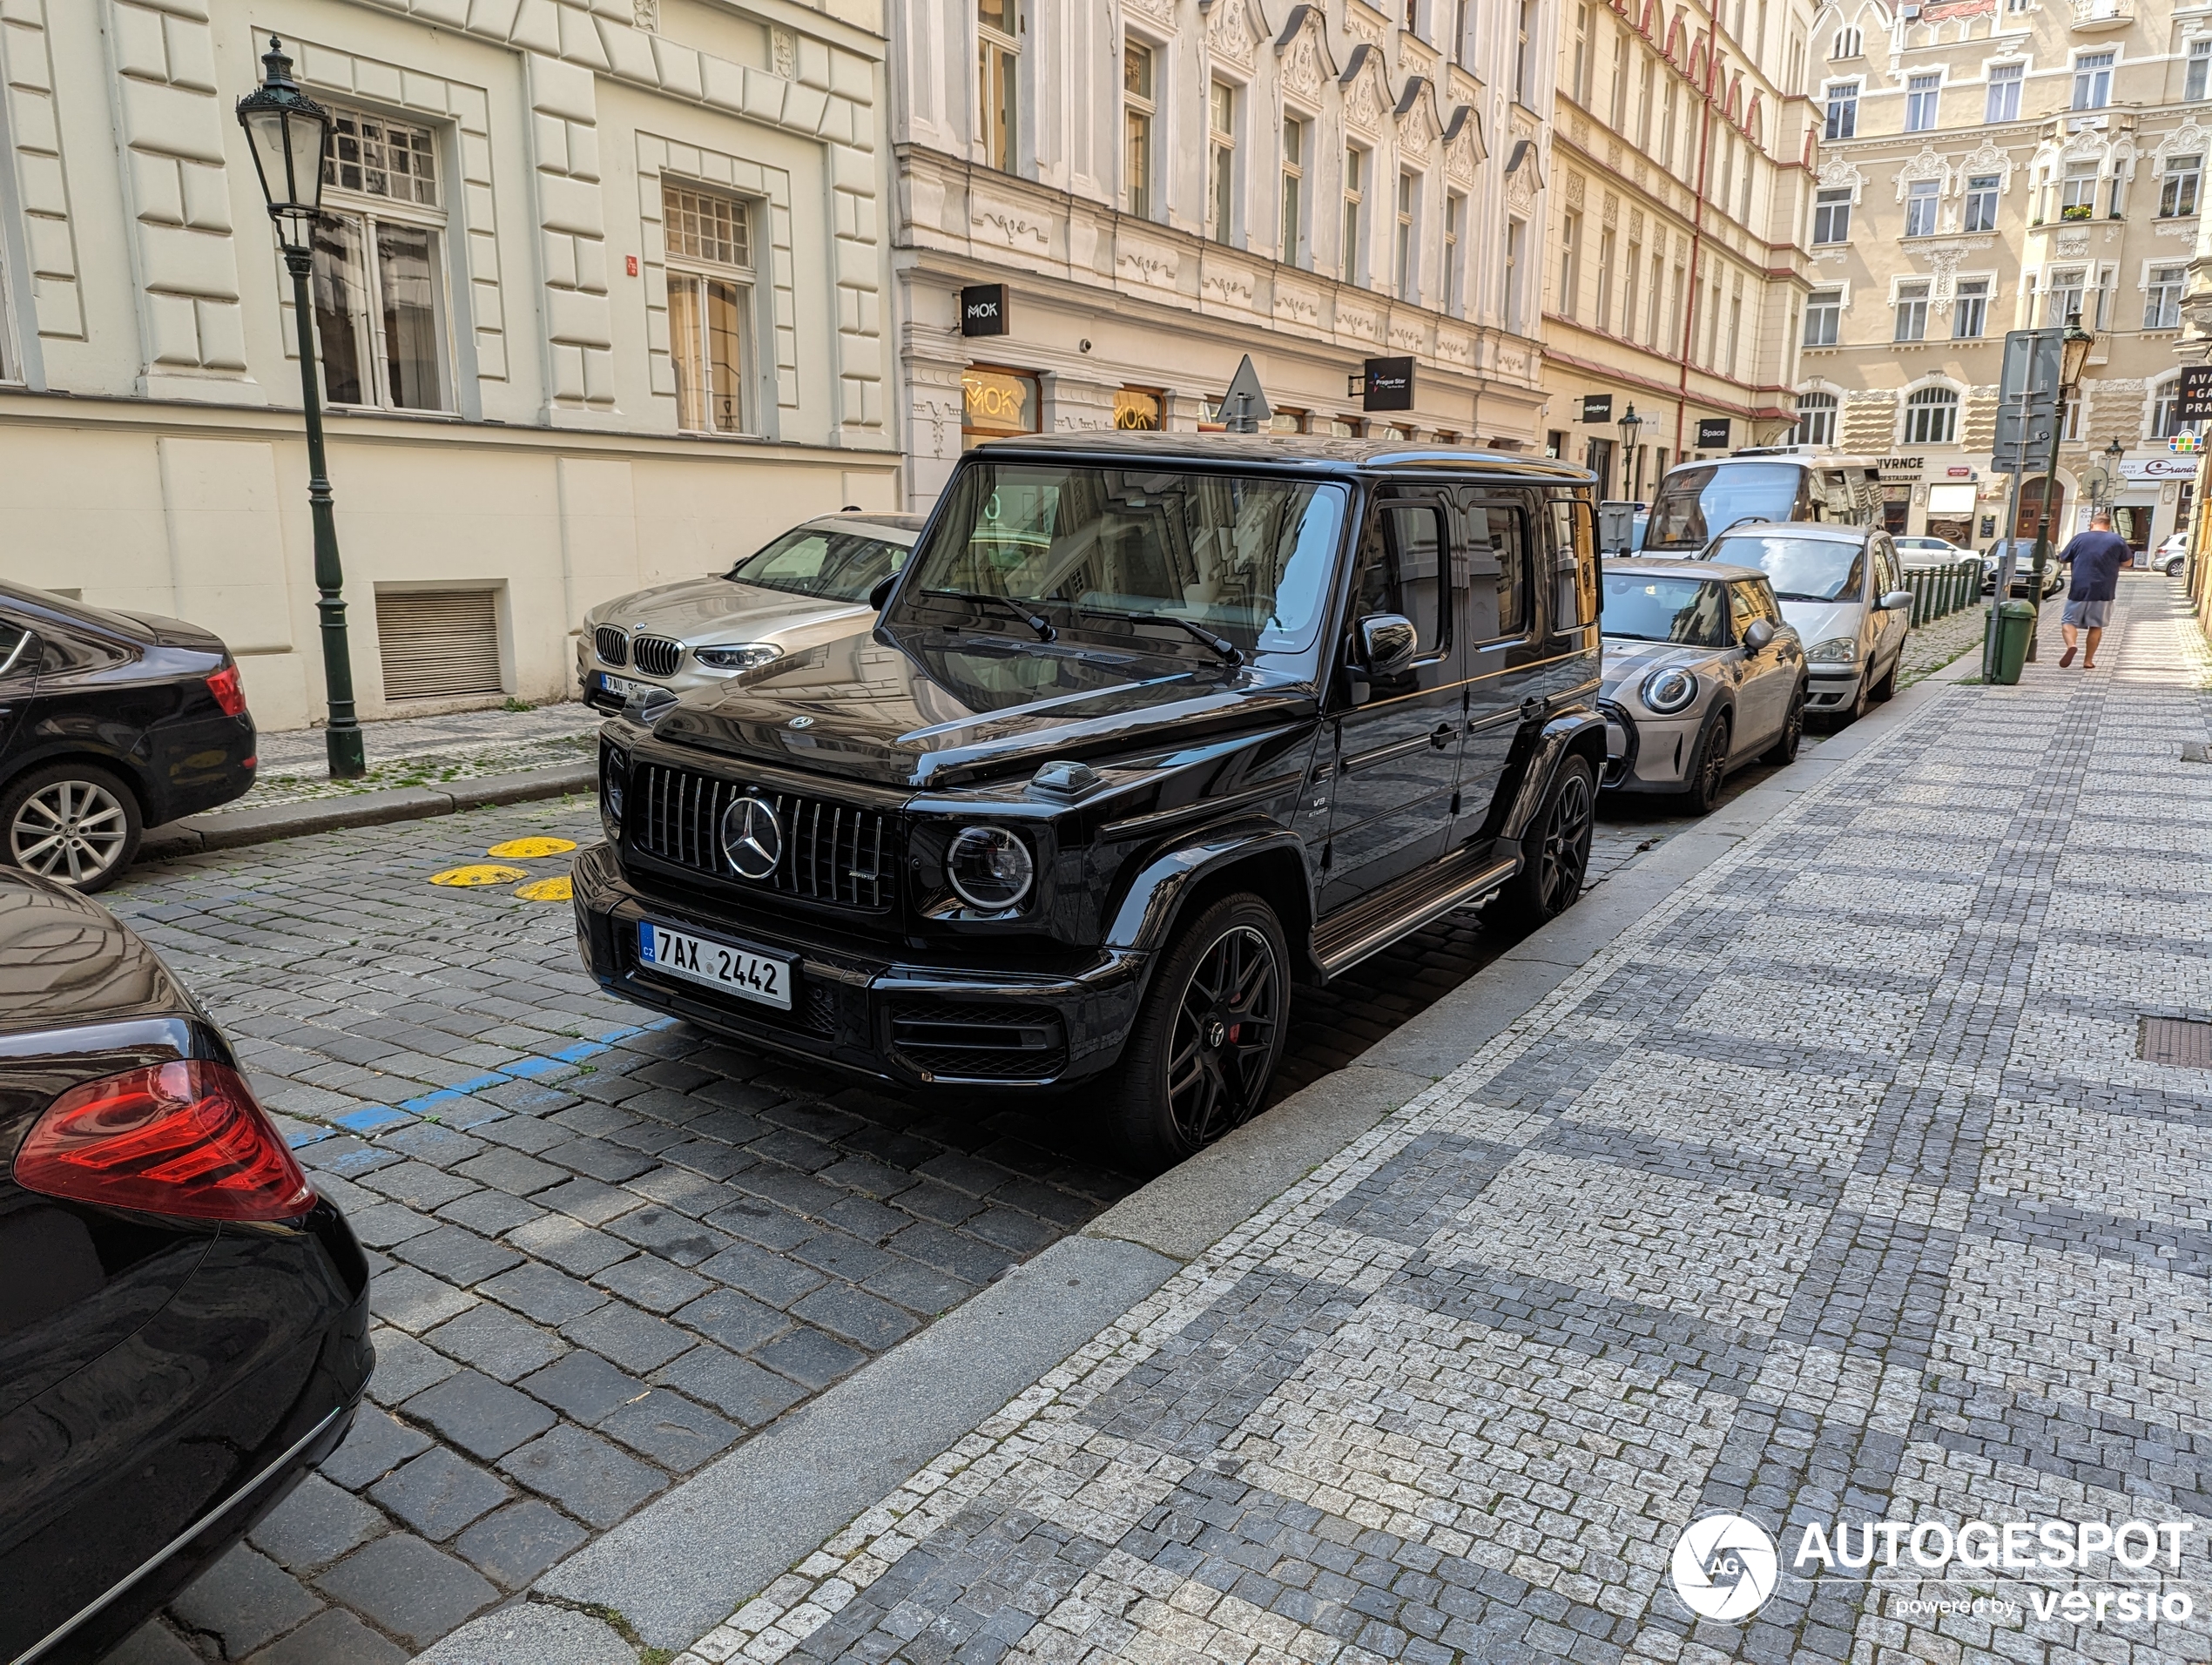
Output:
[573, 842, 1150, 1089]
[1602, 710, 1702, 793]
[1805, 665, 1864, 713]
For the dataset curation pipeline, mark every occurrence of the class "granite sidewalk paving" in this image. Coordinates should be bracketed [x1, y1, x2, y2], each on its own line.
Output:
[562, 573, 2212, 1665]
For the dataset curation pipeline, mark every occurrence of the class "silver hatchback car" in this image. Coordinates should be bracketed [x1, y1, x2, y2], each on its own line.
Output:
[579, 512, 922, 712]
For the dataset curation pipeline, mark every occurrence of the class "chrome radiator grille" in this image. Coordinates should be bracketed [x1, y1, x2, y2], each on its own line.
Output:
[631, 636, 683, 677]
[631, 763, 893, 911]
[593, 625, 629, 667]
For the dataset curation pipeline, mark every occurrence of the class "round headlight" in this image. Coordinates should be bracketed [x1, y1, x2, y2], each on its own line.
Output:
[1640, 666, 1698, 714]
[946, 825, 1034, 911]
[694, 643, 783, 673]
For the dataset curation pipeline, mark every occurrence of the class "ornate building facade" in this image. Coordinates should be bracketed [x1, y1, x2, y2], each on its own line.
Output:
[1537, 0, 1825, 501]
[887, 0, 1558, 506]
[1795, 0, 2205, 555]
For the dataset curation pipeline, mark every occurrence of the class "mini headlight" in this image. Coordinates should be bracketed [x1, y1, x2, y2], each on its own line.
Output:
[693, 643, 784, 674]
[946, 825, 1034, 910]
[1640, 666, 1698, 714]
[1805, 637, 1858, 664]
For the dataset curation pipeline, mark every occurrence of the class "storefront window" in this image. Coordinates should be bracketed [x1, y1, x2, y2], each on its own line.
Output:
[1114, 387, 1163, 430]
[961, 367, 1040, 448]
[1268, 409, 1309, 435]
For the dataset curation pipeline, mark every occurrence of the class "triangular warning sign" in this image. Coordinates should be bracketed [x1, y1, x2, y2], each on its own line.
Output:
[1219, 355, 1271, 433]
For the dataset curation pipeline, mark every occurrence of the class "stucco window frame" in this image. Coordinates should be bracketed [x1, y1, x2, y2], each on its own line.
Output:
[1898, 377, 1966, 447]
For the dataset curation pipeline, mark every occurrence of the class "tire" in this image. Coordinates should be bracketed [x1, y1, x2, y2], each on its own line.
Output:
[1680, 709, 1732, 814]
[1868, 653, 1898, 704]
[2169, 557, 2186, 577]
[1, 762, 143, 893]
[1763, 682, 1807, 765]
[1107, 892, 1289, 1170]
[1494, 755, 1595, 928]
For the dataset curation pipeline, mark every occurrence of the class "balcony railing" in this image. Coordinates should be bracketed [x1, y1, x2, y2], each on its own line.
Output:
[2072, 0, 2134, 28]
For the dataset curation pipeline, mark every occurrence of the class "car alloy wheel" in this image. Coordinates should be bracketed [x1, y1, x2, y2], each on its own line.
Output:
[1764, 684, 1805, 765]
[10, 778, 132, 887]
[1688, 711, 1731, 812]
[1532, 765, 1594, 916]
[1164, 922, 1282, 1149]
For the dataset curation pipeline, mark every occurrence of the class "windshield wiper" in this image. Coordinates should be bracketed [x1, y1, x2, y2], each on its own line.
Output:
[1770, 591, 1834, 603]
[927, 590, 1055, 641]
[1079, 607, 1244, 665]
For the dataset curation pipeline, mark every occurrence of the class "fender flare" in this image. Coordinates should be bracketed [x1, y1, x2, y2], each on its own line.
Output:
[1103, 821, 1310, 954]
[1500, 712, 1609, 845]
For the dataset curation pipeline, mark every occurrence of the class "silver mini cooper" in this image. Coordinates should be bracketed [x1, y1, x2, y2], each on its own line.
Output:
[1599, 558, 1809, 812]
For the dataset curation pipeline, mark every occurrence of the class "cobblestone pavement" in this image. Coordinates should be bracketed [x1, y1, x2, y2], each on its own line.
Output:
[668, 576, 2212, 1665]
[224, 700, 600, 812]
[103, 706, 1757, 1660]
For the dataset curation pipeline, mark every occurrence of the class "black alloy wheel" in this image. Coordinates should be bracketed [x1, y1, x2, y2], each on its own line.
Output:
[1494, 755, 1596, 927]
[1764, 683, 1807, 765]
[1683, 710, 1732, 814]
[1109, 893, 1288, 1169]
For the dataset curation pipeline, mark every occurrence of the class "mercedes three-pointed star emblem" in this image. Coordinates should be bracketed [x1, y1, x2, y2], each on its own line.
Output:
[719, 794, 783, 881]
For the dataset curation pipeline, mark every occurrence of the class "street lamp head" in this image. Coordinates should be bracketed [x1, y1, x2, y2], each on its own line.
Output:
[1616, 401, 1644, 455]
[2105, 436, 2125, 462]
[2060, 313, 2096, 387]
[235, 37, 331, 251]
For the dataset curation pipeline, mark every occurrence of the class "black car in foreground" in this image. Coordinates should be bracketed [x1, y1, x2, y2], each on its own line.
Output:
[0, 581, 258, 893]
[0, 871, 370, 1665]
[577, 434, 1606, 1165]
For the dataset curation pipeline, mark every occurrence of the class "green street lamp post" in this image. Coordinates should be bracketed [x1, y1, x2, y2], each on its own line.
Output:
[236, 38, 364, 779]
[1616, 403, 1646, 501]
[2022, 314, 2096, 662]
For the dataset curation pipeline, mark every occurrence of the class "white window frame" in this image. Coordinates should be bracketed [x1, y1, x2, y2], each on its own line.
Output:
[1794, 388, 1838, 447]
[1444, 190, 1467, 315]
[1812, 186, 1852, 245]
[2073, 51, 2114, 111]
[1394, 168, 1422, 302]
[1558, 208, 1581, 320]
[1893, 279, 1932, 343]
[1964, 172, 2002, 233]
[313, 104, 454, 415]
[1824, 80, 1859, 140]
[1343, 142, 1370, 286]
[1207, 77, 1241, 245]
[1503, 214, 1528, 335]
[1280, 108, 1310, 266]
[1984, 61, 2024, 124]
[2046, 265, 2087, 327]
[661, 179, 764, 436]
[2161, 153, 2202, 219]
[1904, 72, 1942, 133]
[1905, 179, 1940, 238]
[1952, 274, 1993, 340]
[1804, 286, 1844, 347]
[977, 0, 1020, 173]
[2188, 39, 2212, 103]
[1123, 34, 1160, 220]
[2151, 374, 2184, 439]
[1902, 383, 1959, 445]
[1831, 26, 1862, 59]
[2145, 262, 2186, 330]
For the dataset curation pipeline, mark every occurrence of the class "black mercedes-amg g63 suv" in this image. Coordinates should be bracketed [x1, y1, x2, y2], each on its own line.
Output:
[575, 434, 1604, 1166]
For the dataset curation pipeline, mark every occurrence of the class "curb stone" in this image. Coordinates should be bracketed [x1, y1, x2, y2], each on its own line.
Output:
[525, 660, 1971, 1652]
[410, 1601, 634, 1664]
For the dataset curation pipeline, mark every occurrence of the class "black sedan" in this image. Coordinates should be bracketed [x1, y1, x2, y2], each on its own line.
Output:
[0, 870, 371, 1665]
[1, 581, 257, 892]
[1979, 540, 2067, 599]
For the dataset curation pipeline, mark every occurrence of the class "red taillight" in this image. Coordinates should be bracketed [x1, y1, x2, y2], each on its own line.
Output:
[14, 1061, 314, 1222]
[206, 664, 247, 718]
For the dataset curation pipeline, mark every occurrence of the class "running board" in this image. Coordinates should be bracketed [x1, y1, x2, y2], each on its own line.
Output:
[1312, 852, 1519, 977]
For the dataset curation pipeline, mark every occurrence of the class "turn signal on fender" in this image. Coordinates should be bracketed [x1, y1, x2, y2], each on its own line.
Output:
[15, 1060, 315, 1221]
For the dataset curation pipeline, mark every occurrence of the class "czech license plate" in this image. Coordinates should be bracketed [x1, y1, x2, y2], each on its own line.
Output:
[600, 671, 655, 702]
[637, 920, 792, 1011]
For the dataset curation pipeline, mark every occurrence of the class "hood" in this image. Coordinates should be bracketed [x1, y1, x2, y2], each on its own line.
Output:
[1599, 637, 1714, 704]
[641, 628, 1316, 791]
[1773, 597, 1860, 650]
[589, 576, 870, 643]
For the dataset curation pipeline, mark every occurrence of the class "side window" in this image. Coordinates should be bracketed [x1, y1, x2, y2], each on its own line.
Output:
[1545, 494, 1599, 631]
[0, 617, 34, 681]
[1369, 502, 1450, 657]
[1463, 501, 1531, 642]
[1727, 582, 1766, 640]
[1875, 541, 1900, 594]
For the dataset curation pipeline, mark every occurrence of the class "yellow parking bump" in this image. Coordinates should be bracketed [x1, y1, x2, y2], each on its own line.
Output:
[488, 837, 578, 859]
[515, 875, 574, 902]
[429, 864, 529, 887]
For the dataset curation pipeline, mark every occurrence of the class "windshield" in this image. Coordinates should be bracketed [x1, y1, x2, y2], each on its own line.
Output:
[905, 462, 1350, 654]
[1644, 462, 1804, 550]
[727, 529, 909, 603]
[1706, 535, 1865, 603]
[1602, 574, 1730, 647]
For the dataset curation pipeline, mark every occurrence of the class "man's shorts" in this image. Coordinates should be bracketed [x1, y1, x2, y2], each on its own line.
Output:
[2063, 597, 2114, 628]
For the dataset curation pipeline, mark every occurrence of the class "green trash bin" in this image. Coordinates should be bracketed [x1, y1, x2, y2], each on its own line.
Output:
[1990, 599, 2035, 685]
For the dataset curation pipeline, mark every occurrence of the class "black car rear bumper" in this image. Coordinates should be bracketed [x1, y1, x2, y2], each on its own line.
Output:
[572, 842, 1150, 1090]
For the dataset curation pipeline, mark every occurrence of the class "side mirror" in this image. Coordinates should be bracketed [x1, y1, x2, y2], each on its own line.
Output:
[1882, 590, 1914, 611]
[1358, 613, 1420, 680]
[1742, 618, 1777, 652]
[867, 573, 900, 611]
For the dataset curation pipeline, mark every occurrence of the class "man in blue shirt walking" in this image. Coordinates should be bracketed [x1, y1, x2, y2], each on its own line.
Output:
[2057, 511, 2132, 669]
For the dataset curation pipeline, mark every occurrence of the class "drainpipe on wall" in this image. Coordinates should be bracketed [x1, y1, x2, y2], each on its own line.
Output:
[1676, 26, 1719, 460]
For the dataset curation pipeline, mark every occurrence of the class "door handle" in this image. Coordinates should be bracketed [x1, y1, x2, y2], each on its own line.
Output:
[1520, 696, 1543, 722]
[1430, 722, 1454, 749]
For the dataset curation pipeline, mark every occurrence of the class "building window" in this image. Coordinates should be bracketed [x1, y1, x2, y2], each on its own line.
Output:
[1281, 116, 1307, 264]
[2060, 161, 2099, 220]
[1395, 171, 1420, 301]
[1558, 210, 1581, 320]
[1812, 186, 1851, 244]
[314, 106, 448, 413]
[1727, 289, 1743, 377]
[1965, 173, 2000, 233]
[1114, 387, 1163, 430]
[1504, 217, 1527, 334]
[2046, 266, 2087, 327]
[1608, 27, 1629, 127]
[1905, 386, 1958, 444]
[1515, 0, 1538, 104]
[1954, 278, 1990, 339]
[2060, 392, 2082, 442]
[663, 184, 756, 435]
[1660, 82, 1679, 170]
[1444, 191, 1466, 314]
[2189, 41, 2212, 103]
[1795, 390, 1838, 446]
[1905, 73, 1941, 132]
[1343, 145, 1367, 285]
[1824, 81, 1858, 141]
[2147, 264, 2186, 329]
[1831, 26, 1861, 58]
[1595, 226, 1615, 329]
[978, 0, 1019, 172]
[1572, 3, 1593, 104]
[1804, 286, 1842, 346]
[2074, 51, 2114, 111]
[1905, 179, 1940, 238]
[1637, 53, 1656, 146]
[1894, 280, 1931, 342]
[1208, 81, 1237, 243]
[961, 366, 1039, 448]
[1648, 249, 1665, 344]
[1986, 63, 2023, 124]
[1622, 235, 1641, 339]
[2162, 156, 2202, 219]
[1123, 42, 1157, 219]
[2153, 378, 2183, 438]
